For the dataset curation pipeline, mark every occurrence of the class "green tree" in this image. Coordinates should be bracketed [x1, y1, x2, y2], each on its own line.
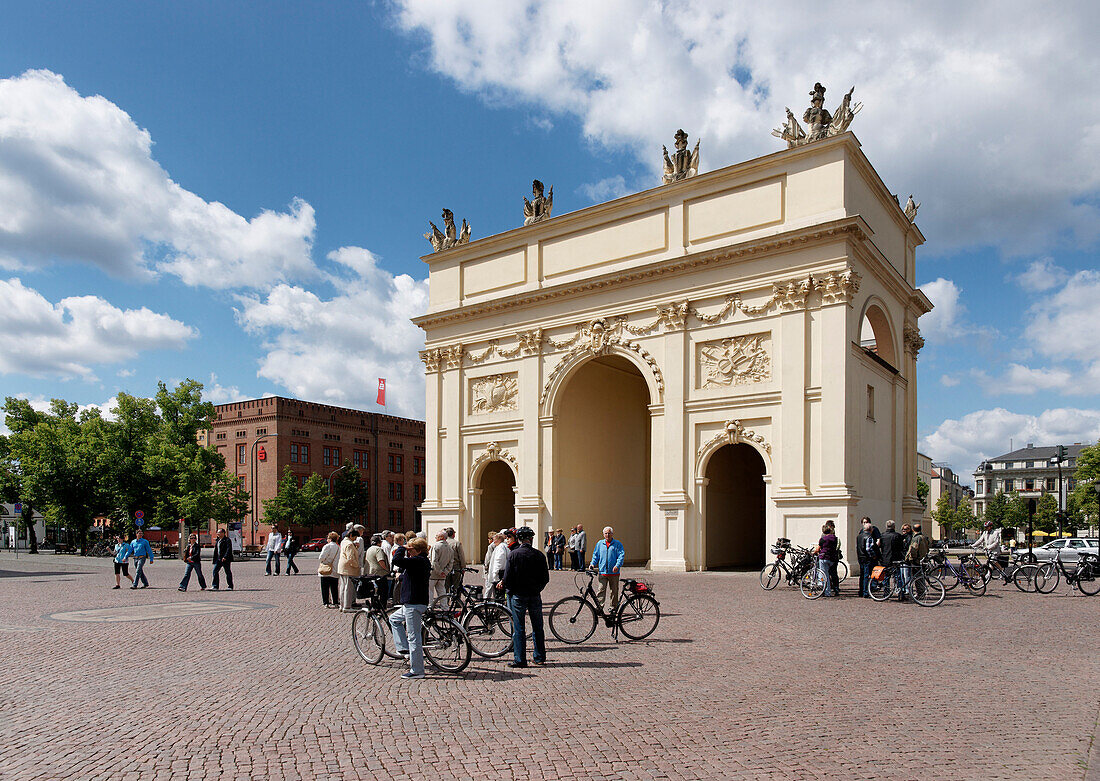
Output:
[983, 491, 1009, 528]
[953, 496, 977, 535]
[208, 470, 250, 531]
[1034, 493, 1058, 533]
[331, 461, 369, 529]
[916, 476, 930, 508]
[261, 467, 300, 530]
[1071, 439, 1100, 530]
[96, 392, 159, 534]
[297, 473, 335, 531]
[931, 491, 955, 536]
[1004, 492, 1030, 531]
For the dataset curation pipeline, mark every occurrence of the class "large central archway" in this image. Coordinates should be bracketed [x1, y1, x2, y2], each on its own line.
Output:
[477, 461, 516, 562]
[554, 354, 651, 566]
[704, 443, 767, 568]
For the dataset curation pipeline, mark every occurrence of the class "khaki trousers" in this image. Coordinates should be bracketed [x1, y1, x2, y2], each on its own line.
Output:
[596, 573, 620, 614]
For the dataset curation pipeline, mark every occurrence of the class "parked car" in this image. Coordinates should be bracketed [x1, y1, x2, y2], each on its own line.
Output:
[300, 537, 327, 552]
[1018, 538, 1098, 562]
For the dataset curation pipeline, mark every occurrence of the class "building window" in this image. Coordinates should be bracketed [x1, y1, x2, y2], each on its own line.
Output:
[413, 456, 425, 476]
[300, 444, 309, 464]
[1004, 479, 1014, 492]
[976, 480, 984, 494]
[1024, 479, 1034, 491]
[388, 482, 403, 501]
[297, 474, 309, 488]
[388, 509, 403, 526]
[353, 450, 368, 470]
[1046, 478, 1056, 491]
[866, 385, 875, 421]
[388, 454, 403, 473]
[332, 447, 341, 466]
[236, 430, 246, 438]
[290, 443, 298, 463]
[215, 432, 226, 440]
[324, 447, 332, 467]
[256, 428, 267, 436]
[237, 444, 246, 465]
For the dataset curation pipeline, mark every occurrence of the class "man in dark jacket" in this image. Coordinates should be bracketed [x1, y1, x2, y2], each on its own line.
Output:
[502, 526, 549, 669]
[879, 520, 904, 599]
[210, 528, 234, 591]
[178, 532, 207, 592]
[855, 517, 881, 598]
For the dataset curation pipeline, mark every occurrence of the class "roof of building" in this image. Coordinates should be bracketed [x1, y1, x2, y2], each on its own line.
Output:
[977, 443, 1089, 469]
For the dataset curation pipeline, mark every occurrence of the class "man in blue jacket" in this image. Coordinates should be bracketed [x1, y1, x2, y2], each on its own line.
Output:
[590, 526, 625, 616]
[129, 529, 154, 589]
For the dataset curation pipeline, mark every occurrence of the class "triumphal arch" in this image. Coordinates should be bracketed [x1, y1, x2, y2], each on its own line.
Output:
[414, 119, 931, 570]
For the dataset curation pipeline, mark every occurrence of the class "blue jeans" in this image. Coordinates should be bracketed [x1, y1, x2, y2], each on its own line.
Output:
[132, 556, 149, 587]
[859, 561, 876, 597]
[390, 604, 427, 676]
[508, 594, 546, 665]
[179, 562, 206, 590]
[265, 550, 280, 575]
[285, 552, 298, 574]
[212, 560, 233, 589]
[897, 564, 911, 598]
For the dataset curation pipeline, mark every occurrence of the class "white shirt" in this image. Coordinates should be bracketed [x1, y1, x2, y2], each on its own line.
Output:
[266, 532, 283, 554]
[318, 541, 340, 576]
[381, 539, 393, 561]
[488, 542, 512, 585]
[973, 529, 1002, 555]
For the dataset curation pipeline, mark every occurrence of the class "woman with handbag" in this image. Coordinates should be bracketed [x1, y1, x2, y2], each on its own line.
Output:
[317, 532, 340, 608]
[337, 528, 362, 612]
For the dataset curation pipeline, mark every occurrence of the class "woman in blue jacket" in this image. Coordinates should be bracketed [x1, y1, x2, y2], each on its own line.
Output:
[112, 535, 134, 590]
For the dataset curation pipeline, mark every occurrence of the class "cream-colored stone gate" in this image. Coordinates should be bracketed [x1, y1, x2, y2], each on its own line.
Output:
[414, 134, 932, 570]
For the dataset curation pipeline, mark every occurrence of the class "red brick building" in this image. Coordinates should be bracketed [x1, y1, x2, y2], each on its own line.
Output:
[197, 396, 426, 547]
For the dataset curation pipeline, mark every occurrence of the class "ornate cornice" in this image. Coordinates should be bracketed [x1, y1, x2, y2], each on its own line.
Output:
[903, 325, 925, 359]
[412, 218, 870, 331]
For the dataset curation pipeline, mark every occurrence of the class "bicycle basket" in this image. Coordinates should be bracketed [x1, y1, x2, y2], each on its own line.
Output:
[625, 580, 651, 595]
[870, 566, 886, 581]
[356, 576, 386, 609]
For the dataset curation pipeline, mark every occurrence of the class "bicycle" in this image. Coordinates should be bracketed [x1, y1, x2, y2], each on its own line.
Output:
[760, 539, 815, 590]
[352, 576, 473, 672]
[923, 549, 986, 596]
[867, 562, 945, 607]
[549, 570, 660, 643]
[969, 550, 1033, 590]
[1034, 552, 1100, 596]
[88, 541, 114, 558]
[431, 569, 514, 659]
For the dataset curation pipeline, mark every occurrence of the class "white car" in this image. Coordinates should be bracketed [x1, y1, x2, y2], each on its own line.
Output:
[1019, 538, 1098, 562]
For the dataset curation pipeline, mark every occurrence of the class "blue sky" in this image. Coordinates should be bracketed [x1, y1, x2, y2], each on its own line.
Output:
[1, 1, 1099, 480]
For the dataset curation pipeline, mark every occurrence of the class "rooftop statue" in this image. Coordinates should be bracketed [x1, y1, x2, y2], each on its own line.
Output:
[424, 208, 471, 253]
[904, 195, 920, 221]
[772, 83, 862, 148]
[523, 179, 553, 226]
[662, 129, 700, 184]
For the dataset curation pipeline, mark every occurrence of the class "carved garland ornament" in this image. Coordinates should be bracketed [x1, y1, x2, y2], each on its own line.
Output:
[698, 420, 772, 465]
[471, 442, 519, 480]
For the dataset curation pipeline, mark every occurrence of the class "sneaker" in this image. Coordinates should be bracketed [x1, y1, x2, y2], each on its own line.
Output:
[112, 585, 120, 590]
[507, 661, 527, 668]
[226, 587, 233, 591]
[200, 587, 206, 591]
[129, 586, 138, 590]
[178, 587, 186, 592]
[400, 672, 425, 680]
[532, 660, 546, 666]
[210, 586, 220, 591]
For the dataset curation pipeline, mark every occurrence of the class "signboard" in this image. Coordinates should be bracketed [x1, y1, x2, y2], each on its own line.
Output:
[229, 522, 242, 531]
[134, 510, 144, 519]
[13, 502, 22, 514]
[135, 518, 145, 528]
[257, 446, 267, 462]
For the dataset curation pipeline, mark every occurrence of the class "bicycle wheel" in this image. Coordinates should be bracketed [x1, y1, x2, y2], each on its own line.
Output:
[617, 594, 660, 641]
[422, 614, 471, 673]
[962, 573, 986, 597]
[431, 593, 464, 620]
[759, 563, 783, 590]
[911, 574, 945, 607]
[837, 561, 849, 581]
[929, 564, 959, 592]
[1013, 565, 1039, 593]
[351, 611, 385, 665]
[1034, 563, 1059, 594]
[1077, 565, 1100, 596]
[462, 602, 514, 659]
[381, 605, 403, 659]
[548, 596, 598, 644]
[800, 568, 827, 600]
[868, 574, 891, 601]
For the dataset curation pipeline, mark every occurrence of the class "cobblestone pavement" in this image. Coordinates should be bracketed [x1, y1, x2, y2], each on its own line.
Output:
[1, 552, 1098, 780]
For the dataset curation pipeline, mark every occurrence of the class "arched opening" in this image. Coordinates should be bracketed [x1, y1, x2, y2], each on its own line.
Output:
[860, 303, 897, 369]
[704, 443, 767, 569]
[555, 355, 651, 566]
[478, 461, 516, 561]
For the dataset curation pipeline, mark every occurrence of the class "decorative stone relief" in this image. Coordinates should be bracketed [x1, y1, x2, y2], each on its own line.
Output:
[424, 208, 471, 253]
[772, 83, 861, 148]
[470, 373, 519, 414]
[904, 195, 920, 222]
[661, 129, 700, 184]
[518, 329, 543, 355]
[523, 179, 553, 226]
[698, 420, 772, 463]
[442, 344, 464, 370]
[657, 300, 690, 330]
[773, 279, 812, 311]
[812, 269, 861, 305]
[903, 325, 925, 359]
[471, 441, 519, 480]
[419, 349, 442, 373]
[697, 333, 771, 389]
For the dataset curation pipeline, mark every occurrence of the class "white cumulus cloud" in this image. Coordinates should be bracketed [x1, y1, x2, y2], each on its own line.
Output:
[392, 1, 1100, 254]
[0, 69, 316, 288]
[235, 248, 428, 418]
[0, 278, 196, 381]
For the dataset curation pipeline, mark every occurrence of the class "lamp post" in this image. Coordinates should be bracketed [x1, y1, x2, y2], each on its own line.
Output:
[328, 463, 348, 494]
[1050, 445, 1066, 539]
[249, 435, 275, 548]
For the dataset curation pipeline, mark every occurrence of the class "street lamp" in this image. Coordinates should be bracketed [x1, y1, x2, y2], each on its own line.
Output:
[249, 434, 276, 548]
[328, 462, 349, 495]
[1050, 445, 1066, 539]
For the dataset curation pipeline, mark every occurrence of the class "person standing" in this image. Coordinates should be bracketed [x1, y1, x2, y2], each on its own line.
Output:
[365, 533, 390, 604]
[283, 530, 300, 575]
[906, 522, 930, 599]
[391, 533, 407, 605]
[428, 531, 454, 604]
[178, 532, 207, 592]
[337, 529, 362, 612]
[879, 520, 905, 600]
[544, 531, 555, 570]
[566, 528, 577, 572]
[317, 532, 340, 608]
[813, 523, 840, 597]
[502, 526, 549, 668]
[264, 528, 283, 576]
[210, 528, 234, 591]
[444, 527, 467, 594]
[490, 529, 518, 601]
[380, 531, 395, 561]
[112, 535, 134, 589]
[574, 525, 587, 572]
[390, 536, 432, 679]
[898, 523, 914, 600]
[130, 529, 154, 589]
[855, 517, 881, 598]
[552, 529, 566, 571]
[484, 532, 504, 597]
[590, 526, 625, 617]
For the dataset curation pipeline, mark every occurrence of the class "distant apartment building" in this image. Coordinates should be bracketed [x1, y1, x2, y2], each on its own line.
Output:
[198, 396, 426, 547]
[973, 442, 1086, 519]
[929, 464, 967, 539]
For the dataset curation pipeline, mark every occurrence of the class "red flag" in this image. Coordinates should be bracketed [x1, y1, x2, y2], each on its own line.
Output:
[376, 378, 386, 407]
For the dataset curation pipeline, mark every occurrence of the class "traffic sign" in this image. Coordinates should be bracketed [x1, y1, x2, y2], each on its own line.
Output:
[135, 517, 145, 527]
[134, 510, 144, 520]
[13, 502, 22, 514]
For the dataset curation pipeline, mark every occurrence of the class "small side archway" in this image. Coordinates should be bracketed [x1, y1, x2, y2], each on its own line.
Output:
[469, 445, 518, 562]
[859, 298, 898, 369]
